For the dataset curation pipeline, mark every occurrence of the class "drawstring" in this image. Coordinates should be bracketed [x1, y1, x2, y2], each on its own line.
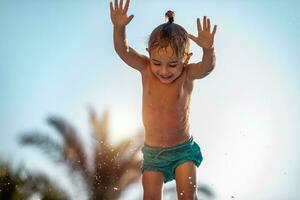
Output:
[154, 137, 194, 158]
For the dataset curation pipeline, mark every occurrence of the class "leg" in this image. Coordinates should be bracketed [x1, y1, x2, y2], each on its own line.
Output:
[175, 161, 198, 200]
[142, 171, 165, 200]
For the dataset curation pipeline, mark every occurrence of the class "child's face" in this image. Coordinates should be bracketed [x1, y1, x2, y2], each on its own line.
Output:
[149, 45, 187, 84]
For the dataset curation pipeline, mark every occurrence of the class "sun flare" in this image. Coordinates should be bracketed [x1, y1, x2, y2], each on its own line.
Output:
[109, 108, 142, 143]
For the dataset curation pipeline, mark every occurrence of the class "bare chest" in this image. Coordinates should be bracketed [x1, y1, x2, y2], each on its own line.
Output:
[141, 68, 193, 112]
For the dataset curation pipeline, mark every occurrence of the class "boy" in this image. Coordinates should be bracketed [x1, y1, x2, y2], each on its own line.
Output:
[110, 0, 217, 199]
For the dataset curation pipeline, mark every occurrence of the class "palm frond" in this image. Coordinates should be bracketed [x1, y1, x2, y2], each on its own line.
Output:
[89, 107, 144, 200]
[15, 107, 144, 200]
[18, 173, 68, 200]
[46, 116, 88, 174]
[19, 132, 66, 163]
[89, 107, 109, 146]
[0, 164, 23, 199]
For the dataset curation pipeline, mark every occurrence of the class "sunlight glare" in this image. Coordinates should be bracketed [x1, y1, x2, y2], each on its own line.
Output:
[109, 107, 142, 144]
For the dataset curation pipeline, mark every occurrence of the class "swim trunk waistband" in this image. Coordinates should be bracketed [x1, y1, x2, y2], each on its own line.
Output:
[143, 136, 194, 152]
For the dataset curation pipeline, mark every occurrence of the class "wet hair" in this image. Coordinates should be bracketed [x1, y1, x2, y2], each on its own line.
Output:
[148, 10, 190, 58]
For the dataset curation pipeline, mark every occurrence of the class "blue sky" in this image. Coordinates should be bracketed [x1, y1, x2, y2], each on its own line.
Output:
[1, 0, 300, 199]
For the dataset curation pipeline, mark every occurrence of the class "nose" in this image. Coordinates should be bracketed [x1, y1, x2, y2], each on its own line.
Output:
[161, 66, 168, 74]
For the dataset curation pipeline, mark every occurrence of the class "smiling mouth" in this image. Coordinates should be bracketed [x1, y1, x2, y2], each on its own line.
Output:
[159, 75, 172, 79]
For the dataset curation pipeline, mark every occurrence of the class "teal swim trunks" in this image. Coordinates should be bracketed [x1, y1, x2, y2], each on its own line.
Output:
[140, 136, 203, 183]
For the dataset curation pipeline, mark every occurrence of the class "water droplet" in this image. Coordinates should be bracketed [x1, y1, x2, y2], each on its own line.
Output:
[189, 181, 192, 184]
[180, 192, 183, 196]
[193, 185, 196, 188]
[188, 176, 192, 179]
[113, 187, 119, 191]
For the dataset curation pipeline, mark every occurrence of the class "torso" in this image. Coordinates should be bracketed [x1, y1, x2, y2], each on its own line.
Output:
[141, 64, 194, 147]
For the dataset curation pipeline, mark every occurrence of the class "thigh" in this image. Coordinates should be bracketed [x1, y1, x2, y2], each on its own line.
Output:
[142, 171, 165, 200]
[175, 161, 198, 200]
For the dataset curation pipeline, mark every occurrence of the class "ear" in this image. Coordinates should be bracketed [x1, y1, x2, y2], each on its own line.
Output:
[183, 52, 193, 67]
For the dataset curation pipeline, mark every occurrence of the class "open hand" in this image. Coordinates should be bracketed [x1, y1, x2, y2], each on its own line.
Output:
[110, 0, 134, 27]
[188, 16, 217, 49]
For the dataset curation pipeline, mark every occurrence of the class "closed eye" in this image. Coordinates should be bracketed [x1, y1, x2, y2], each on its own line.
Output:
[168, 62, 178, 67]
[153, 63, 161, 66]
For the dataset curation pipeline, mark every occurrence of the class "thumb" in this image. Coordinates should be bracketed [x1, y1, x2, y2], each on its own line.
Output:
[188, 34, 198, 43]
[126, 15, 134, 25]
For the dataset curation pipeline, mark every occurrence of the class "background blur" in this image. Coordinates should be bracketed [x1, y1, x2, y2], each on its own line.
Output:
[1, 0, 300, 199]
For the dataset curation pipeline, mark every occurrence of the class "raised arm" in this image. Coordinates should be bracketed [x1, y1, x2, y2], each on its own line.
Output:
[186, 16, 217, 80]
[110, 0, 148, 74]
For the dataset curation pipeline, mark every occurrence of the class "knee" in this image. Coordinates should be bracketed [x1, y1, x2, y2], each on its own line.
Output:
[143, 191, 162, 200]
[142, 171, 164, 200]
[178, 190, 198, 200]
[143, 183, 163, 200]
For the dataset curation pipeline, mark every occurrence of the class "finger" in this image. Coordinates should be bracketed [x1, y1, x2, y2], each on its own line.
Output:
[114, 0, 118, 10]
[212, 25, 217, 36]
[124, 0, 130, 13]
[120, 0, 123, 10]
[110, 1, 114, 13]
[188, 34, 198, 43]
[197, 18, 202, 36]
[207, 18, 211, 33]
[203, 16, 207, 31]
[126, 14, 134, 25]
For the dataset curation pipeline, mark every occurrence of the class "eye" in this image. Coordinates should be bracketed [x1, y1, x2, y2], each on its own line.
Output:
[169, 63, 177, 67]
[153, 63, 161, 66]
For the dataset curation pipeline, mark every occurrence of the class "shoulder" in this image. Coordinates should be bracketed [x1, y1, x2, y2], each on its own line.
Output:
[140, 59, 150, 76]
